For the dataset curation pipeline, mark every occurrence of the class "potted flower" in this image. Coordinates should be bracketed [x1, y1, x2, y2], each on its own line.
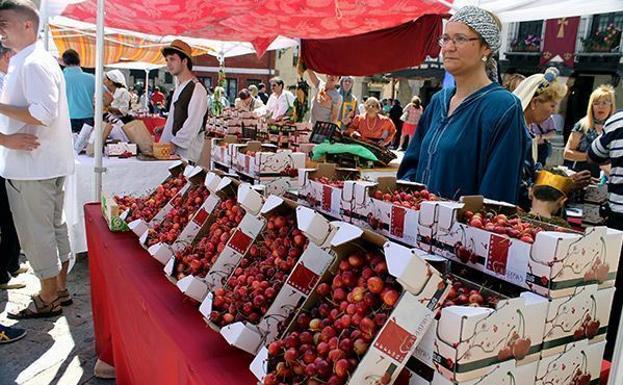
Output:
[511, 35, 542, 52]
[581, 23, 622, 53]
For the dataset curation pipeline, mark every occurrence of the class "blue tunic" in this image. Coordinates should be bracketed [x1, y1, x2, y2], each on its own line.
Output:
[397, 83, 529, 204]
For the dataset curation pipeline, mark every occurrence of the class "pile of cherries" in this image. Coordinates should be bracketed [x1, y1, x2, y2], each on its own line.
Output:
[462, 212, 543, 244]
[313, 176, 345, 189]
[173, 198, 245, 280]
[263, 249, 401, 385]
[371, 188, 438, 210]
[115, 174, 186, 222]
[145, 185, 210, 246]
[209, 212, 309, 327]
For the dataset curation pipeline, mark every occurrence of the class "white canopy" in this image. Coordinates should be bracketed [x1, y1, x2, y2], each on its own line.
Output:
[446, 0, 623, 22]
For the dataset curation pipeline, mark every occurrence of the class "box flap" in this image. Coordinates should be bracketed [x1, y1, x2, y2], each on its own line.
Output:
[384, 241, 440, 295]
[182, 164, 195, 178]
[260, 195, 285, 214]
[220, 322, 262, 355]
[237, 183, 264, 215]
[204, 172, 222, 193]
[296, 206, 332, 246]
[330, 221, 364, 246]
[249, 346, 269, 381]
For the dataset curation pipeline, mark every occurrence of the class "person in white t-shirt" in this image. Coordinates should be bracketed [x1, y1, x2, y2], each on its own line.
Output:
[265, 77, 294, 121]
[0, 0, 75, 319]
[104, 69, 130, 118]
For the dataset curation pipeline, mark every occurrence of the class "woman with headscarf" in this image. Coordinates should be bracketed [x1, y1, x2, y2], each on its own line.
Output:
[564, 84, 616, 177]
[337, 76, 358, 128]
[397, 6, 528, 204]
[103, 69, 131, 118]
[513, 67, 568, 210]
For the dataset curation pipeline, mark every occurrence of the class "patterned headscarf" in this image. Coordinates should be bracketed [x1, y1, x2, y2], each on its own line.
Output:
[450, 6, 501, 82]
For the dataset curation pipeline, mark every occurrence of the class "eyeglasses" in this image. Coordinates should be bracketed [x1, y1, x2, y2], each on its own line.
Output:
[270, 83, 278, 88]
[438, 35, 481, 47]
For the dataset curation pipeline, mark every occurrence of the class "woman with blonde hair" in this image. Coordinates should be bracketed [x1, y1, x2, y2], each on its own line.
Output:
[345, 97, 396, 147]
[399, 95, 423, 150]
[513, 67, 569, 209]
[564, 85, 616, 177]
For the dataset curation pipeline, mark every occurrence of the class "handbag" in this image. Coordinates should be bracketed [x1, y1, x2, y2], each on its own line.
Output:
[400, 109, 409, 122]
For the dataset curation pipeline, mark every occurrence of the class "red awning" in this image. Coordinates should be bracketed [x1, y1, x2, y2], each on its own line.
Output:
[61, 0, 451, 55]
[301, 14, 445, 76]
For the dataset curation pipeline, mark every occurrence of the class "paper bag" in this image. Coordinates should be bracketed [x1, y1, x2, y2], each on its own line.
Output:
[122, 120, 154, 154]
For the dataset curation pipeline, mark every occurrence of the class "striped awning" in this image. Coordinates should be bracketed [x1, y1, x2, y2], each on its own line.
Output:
[49, 24, 213, 68]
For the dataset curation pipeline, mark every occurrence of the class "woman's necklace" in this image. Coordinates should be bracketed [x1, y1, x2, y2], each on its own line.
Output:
[364, 115, 379, 132]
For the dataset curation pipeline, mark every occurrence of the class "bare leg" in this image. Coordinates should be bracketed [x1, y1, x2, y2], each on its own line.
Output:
[39, 276, 58, 304]
[57, 261, 69, 292]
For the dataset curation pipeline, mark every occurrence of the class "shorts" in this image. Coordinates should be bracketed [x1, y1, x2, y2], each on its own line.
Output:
[402, 122, 417, 136]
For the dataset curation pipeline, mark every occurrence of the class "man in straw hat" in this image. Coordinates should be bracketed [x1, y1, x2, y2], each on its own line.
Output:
[159, 39, 208, 163]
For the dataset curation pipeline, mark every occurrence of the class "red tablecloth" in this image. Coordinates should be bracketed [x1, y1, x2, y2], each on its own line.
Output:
[139, 116, 166, 135]
[84, 203, 257, 385]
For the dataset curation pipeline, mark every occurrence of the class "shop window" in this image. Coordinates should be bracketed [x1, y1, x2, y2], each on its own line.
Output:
[246, 79, 261, 87]
[512, 20, 543, 52]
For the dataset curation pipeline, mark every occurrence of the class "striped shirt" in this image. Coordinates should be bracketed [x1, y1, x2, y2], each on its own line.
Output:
[588, 111, 623, 214]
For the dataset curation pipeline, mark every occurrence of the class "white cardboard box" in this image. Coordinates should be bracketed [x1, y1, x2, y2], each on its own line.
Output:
[297, 163, 359, 220]
[433, 196, 623, 298]
[232, 141, 306, 178]
[434, 291, 548, 382]
[250, 224, 450, 385]
[542, 284, 615, 357]
[535, 340, 605, 385]
[218, 207, 336, 354]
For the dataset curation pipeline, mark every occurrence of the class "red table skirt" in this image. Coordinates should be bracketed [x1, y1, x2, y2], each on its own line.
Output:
[84, 203, 257, 385]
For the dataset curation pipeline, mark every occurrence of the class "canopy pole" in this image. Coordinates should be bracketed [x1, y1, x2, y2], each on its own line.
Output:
[144, 69, 149, 110]
[93, 0, 106, 201]
[38, 0, 49, 50]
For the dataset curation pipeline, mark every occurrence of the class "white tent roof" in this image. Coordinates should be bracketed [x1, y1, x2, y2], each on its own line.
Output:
[447, 0, 623, 22]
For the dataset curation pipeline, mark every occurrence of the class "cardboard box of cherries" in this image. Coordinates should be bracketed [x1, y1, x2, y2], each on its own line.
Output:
[138, 167, 215, 257]
[298, 163, 360, 220]
[250, 224, 450, 385]
[232, 141, 306, 179]
[429, 196, 623, 298]
[114, 161, 192, 237]
[199, 196, 323, 345]
[341, 177, 440, 251]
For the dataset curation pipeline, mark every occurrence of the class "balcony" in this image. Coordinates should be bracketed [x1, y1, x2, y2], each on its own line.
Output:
[501, 52, 542, 73]
[574, 52, 622, 72]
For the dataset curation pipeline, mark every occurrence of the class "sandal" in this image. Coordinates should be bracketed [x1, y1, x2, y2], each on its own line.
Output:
[7, 295, 62, 319]
[0, 324, 27, 344]
[57, 289, 73, 306]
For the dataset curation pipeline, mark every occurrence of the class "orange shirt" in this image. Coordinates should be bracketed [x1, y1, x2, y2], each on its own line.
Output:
[346, 114, 396, 146]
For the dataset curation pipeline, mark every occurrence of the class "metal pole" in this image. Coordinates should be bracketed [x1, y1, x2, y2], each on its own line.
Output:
[144, 68, 149, 110]
[93, 0, 106, 201]
[38, 0, 49, 50]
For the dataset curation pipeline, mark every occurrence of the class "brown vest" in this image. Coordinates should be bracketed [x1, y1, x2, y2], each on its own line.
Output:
[172, 79, 208, 136]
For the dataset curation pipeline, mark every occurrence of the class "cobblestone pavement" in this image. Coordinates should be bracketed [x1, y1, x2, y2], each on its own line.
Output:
[1, 255, 115, 385]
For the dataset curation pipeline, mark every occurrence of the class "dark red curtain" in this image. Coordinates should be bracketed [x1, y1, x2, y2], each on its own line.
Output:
[301, 14, 445, 76]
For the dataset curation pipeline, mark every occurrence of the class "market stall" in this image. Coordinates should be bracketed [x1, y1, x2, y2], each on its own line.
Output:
[66, 155, 178, 253]
[84, 204, 257, 385]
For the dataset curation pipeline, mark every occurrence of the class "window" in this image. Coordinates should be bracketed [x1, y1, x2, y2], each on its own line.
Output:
[224, 78, 238, 105]
[513, 20, 543, 52]
[246, 79, 261, 88]
[591, 12, 623, 35]
[199, 77, 212, 91]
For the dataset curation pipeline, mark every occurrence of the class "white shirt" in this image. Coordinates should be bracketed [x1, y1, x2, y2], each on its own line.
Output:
[0, 42, 74, 180]
[160, 79, 208, 163]
[110, 87, 131, 116]
[265, 90, 295, 119]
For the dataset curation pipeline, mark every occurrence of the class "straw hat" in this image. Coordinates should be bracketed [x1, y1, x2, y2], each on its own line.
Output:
[161, 39, 193, 63]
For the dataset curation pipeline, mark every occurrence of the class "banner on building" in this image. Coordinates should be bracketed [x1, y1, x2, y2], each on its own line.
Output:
[540, 17, 581, 68]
